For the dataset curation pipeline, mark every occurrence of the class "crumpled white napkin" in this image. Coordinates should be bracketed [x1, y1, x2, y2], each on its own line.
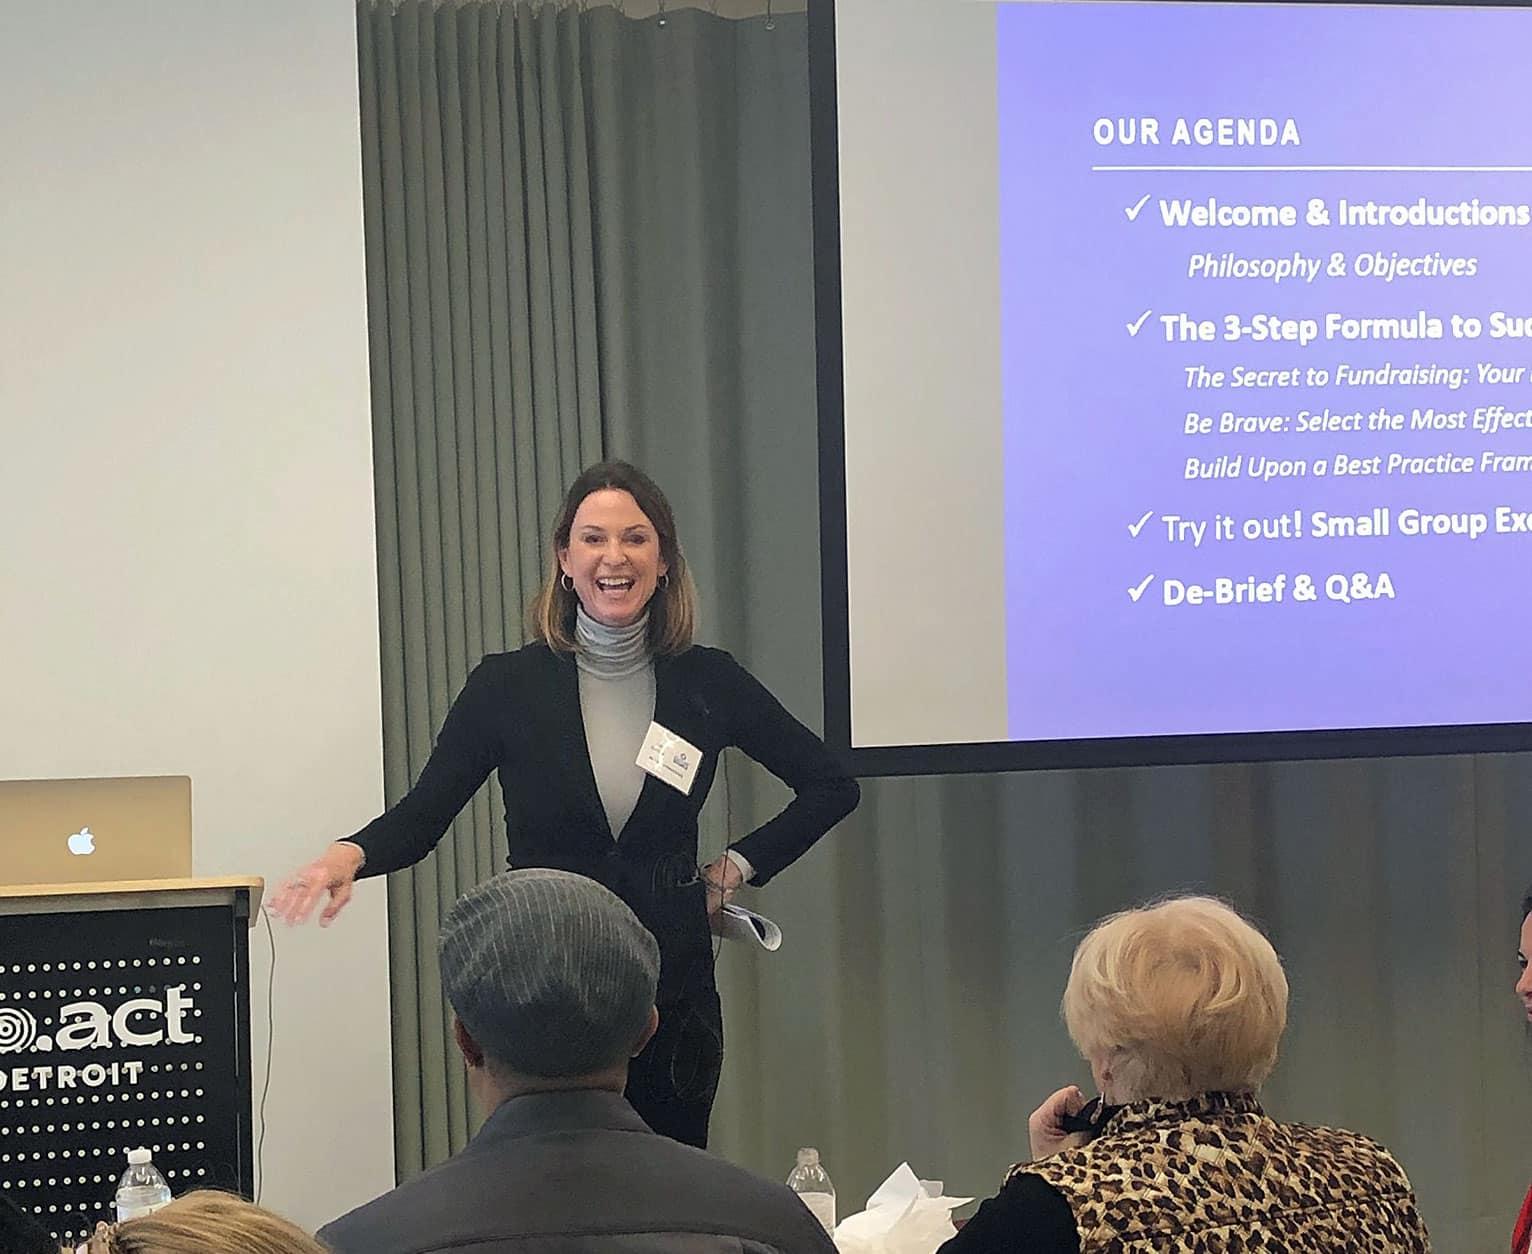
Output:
[832, 1163, 972, 1254]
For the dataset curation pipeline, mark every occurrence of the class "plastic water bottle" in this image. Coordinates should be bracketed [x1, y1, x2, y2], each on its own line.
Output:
[115, 1148, 172, 1221]
[787, 1147, 835, 1234]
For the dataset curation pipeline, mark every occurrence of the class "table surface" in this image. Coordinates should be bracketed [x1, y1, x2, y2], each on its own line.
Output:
[0, 876, 265, 919]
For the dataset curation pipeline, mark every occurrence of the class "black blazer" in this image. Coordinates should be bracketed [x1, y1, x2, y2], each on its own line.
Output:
[349, 643, 859, 1002]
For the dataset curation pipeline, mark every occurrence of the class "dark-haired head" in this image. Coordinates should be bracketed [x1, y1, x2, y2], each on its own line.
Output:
[529, 461, 697, 656]
[0, 1192, 61, 1254]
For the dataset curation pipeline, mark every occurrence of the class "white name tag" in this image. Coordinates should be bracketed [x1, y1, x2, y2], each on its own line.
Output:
[636, 721, 702, 795]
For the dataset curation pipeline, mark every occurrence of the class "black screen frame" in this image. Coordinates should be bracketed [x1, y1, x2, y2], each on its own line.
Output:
[810, 0, 1532, 777]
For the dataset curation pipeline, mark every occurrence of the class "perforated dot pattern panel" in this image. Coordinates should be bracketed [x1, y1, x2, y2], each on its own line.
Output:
[0, 906, 246, 1244]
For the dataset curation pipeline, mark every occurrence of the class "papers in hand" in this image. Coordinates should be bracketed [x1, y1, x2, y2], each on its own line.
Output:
[716, 902, 782, 951]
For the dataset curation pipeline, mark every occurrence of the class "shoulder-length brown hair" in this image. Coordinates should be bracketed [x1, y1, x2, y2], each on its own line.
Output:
[88, 1191, 327, 1254]
[528, 461, 698, 656]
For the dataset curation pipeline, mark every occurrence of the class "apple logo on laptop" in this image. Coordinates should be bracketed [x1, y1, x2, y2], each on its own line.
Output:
[67, 827, 96, 856]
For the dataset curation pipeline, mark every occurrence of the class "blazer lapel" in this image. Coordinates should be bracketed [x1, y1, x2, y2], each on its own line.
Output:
[548, 649, 612, 837]
[616, 654, 679, 842]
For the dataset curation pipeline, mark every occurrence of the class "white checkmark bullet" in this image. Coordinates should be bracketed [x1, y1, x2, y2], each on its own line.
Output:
[1128, 510, 1154, 538]
[1128, 575, 1155, 602]
[1124, 193, 1151, 221]
[1126, 310, 1152, 337]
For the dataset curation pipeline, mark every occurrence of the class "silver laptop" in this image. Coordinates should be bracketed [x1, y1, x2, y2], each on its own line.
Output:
[1, 776, 193, 887]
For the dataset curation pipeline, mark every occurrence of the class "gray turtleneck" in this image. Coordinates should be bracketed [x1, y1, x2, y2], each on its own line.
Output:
[576, 608, 656, 838]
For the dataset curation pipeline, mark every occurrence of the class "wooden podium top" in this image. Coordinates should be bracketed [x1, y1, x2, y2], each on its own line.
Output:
[0, 876, 265, 924]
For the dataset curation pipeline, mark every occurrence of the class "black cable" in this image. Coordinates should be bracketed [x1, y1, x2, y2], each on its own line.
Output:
[254, 907, 276, 1203]
[660, 747, 739, 1103]
[0, 1190, 64, 1254]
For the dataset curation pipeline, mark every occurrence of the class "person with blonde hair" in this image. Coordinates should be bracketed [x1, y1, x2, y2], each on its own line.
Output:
[942, 895, 1433, 1254]
[80, 1191, 325, 1254]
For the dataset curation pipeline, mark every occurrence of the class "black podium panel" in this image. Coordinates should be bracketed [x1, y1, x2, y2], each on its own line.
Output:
[0, 902, 250, 1245]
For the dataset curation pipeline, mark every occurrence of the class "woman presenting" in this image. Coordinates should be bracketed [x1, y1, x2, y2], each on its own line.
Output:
[269, 460, 860, 1147]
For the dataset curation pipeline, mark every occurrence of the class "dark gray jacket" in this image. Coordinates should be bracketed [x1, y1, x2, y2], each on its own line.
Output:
[317, 1090, 839, 1254]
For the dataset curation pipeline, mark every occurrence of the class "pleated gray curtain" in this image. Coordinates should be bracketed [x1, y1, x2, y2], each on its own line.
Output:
[357, 0, 604, 1171]
[357, 5, 1532, 1251]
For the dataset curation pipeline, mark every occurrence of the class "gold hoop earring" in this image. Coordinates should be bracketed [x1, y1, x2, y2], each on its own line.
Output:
[560, 574, 575, 592]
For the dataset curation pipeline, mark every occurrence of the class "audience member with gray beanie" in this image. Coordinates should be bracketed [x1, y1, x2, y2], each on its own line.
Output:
[318, 870, 838, 1254]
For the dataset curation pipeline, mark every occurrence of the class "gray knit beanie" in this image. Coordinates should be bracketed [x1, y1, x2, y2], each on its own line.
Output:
[439, 869, 661, 1078]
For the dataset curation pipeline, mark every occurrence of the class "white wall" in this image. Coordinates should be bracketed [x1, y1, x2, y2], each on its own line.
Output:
[0, 2, 394, 1232]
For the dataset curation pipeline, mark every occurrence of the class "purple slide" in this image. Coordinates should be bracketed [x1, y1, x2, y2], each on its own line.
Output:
[999, 1, 1532, 740]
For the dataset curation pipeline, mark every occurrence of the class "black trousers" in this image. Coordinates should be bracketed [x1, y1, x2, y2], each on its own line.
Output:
[624, 990, 723, 1148]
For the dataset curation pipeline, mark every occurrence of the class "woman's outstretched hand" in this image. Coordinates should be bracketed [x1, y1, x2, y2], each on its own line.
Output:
[267, 842, 366, 927]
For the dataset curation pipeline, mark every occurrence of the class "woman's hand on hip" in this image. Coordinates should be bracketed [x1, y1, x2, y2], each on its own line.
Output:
[267, 841, 366, 927]
[700, 854, 744, 917]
